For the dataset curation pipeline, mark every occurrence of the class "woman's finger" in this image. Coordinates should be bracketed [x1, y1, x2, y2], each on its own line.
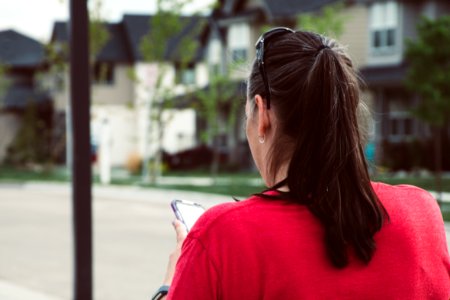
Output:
[172, 219, 188, 245]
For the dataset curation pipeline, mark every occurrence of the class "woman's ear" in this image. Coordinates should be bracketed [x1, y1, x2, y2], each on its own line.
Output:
[254, 94, 271, 137]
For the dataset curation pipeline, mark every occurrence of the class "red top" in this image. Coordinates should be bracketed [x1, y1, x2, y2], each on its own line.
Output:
[168, 183, 450, 299]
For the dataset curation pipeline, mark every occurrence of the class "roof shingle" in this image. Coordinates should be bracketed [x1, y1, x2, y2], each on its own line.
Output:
[0, 30, 45, 68]
[51, 14, 206, 64]
[263, 0, 339, 17]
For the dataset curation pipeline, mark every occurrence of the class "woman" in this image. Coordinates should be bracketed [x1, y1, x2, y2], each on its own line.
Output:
[152, 28, 450, 299]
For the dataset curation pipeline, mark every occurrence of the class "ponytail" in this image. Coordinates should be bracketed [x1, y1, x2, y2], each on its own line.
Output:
[249, 31, 388, 268]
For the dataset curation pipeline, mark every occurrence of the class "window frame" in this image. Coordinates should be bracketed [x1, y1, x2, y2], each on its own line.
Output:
[175, 64, 196, 86]
[388, 111, 415, 142]
[228, 23, 250, 63]
[92, 62, 114, 85]
[369, 1, 400, 55]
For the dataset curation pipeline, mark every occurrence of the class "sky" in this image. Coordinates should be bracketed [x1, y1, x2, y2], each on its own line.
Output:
[0, 0, 214, 43]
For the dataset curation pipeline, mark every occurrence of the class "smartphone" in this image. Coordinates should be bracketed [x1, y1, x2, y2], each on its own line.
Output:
[171, 199, 205, 232]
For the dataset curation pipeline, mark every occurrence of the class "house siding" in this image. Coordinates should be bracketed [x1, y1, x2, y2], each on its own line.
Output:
[403, 3, 422, 41]
[92, 64, 134, 106]
[340, 4, 369, 68]
[91, 105, 137, 167]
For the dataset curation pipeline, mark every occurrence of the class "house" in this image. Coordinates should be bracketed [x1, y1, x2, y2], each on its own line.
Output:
[0, 29, 51, 164]
[203, 0, 450, 171]
[359, 0, 450, 170]
[49, 14, 208, 168]
[201, 0, 372, 169]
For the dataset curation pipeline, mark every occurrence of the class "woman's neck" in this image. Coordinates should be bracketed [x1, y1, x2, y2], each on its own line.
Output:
[269, 162, 290, 192]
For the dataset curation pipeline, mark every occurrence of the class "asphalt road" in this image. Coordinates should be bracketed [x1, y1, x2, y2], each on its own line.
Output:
[0, 183, 449, 300]
[0, 183, 229, 300]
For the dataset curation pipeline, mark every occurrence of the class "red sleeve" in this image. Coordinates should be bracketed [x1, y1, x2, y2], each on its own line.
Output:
[167, 236, 220, 300]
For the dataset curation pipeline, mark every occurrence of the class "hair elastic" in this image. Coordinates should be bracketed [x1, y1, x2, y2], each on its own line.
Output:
[316, 45, 330, 56]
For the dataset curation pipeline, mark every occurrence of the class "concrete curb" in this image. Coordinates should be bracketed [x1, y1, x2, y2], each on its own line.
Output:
[2, 180, 449, 203]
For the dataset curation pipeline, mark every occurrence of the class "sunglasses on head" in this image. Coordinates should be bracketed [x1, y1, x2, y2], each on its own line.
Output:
[255, 27, 295, 109]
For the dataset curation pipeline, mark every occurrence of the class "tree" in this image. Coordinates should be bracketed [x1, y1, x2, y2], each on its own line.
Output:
[405, 16, 450, 203]
[297, 2, 346, 38]
[195, 72, 240, 177]
[139, 0, 202, 183]
[0, 64, 10, 105]
[4, 101, 53, 167]
[88, 0, 110, 64]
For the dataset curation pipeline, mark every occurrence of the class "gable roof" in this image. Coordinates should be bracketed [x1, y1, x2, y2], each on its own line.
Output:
[97, 23, 132, 63]
[2, 84, 50, 109]
[51, 21, 132, 63]
[51, 14, 206, 64]
[263, 0, 339, 18]
[216, 0, 340, 21]
[122, 14, 206, 62]
[121, 14, 150, 61]
[0, 30, 45, 68]
[51, 21, 68, 43]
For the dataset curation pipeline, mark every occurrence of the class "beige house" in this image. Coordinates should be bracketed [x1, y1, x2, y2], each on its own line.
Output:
[50, 15, 208, 168]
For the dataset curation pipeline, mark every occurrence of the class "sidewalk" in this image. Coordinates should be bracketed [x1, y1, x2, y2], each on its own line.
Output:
[0, 280, 62, 300]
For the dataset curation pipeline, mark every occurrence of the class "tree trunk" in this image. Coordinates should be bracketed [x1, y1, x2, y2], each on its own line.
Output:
[210, 136, 220, 182]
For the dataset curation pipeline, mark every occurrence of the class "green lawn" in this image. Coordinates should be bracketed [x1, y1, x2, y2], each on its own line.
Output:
[0, 166, 69, 182]
[372, 175, 450, 193]
[1, 166, 449, 194]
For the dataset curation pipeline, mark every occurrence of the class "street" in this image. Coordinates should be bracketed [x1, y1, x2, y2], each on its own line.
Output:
[0, 183, 449, 300]
[0, 183, 229, 300]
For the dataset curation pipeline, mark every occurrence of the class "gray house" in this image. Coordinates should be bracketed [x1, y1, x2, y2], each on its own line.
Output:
[203, 0, 450, 171]
[359, 0, 450, 170]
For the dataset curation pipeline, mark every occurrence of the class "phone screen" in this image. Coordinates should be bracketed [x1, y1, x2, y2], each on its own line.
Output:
[171, 200, 205, 231]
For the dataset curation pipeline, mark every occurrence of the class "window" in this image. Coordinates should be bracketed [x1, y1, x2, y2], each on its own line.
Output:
[232, 49, 247, 62]
[213, 133, 228, 152]
[228, 23, 250, 63]
[369, 1, 399, 52]
[176, 65, 196, 85]
[388, 112, 414, 141]
[93, 62, 114, 85]
[387, 92, 415, 142]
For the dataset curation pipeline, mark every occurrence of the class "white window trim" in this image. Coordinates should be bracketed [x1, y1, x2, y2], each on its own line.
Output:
[388, 111, 415, 142]
[369, 1, 401, 56]
[228, 23, 250, 63]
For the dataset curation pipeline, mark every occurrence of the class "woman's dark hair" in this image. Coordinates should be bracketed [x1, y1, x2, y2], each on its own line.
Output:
[248, 30, 389, 268]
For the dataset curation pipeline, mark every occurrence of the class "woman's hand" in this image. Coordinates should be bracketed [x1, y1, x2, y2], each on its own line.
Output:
[162, 219, 188, 285]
